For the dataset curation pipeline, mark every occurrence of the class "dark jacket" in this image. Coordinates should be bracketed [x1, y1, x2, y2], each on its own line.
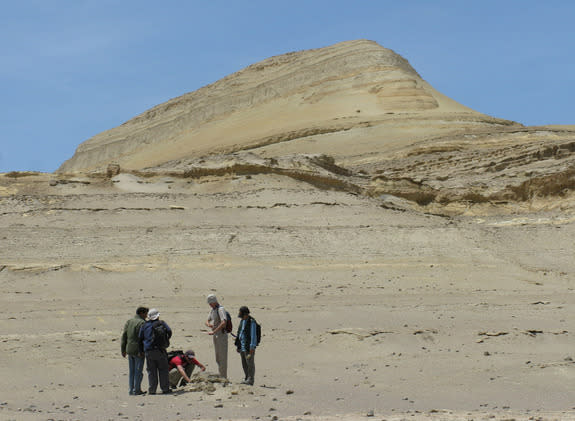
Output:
[139, 319, 172, 352]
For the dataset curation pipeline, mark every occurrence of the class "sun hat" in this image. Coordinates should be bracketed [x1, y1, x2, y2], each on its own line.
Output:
[206, 294, 218, 304]
[185, 350, 195, 358]
[148, 308, 160, 320]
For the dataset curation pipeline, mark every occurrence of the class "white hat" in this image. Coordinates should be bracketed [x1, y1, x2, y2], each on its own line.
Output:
[206, 294, 218, 304]
[148, 308, 160, 320]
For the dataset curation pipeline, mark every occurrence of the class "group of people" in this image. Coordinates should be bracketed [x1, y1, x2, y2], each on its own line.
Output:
[120, 294, 258, 396]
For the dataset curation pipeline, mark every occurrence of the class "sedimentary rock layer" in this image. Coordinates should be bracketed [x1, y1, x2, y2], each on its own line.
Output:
[58, 40, 498, 173]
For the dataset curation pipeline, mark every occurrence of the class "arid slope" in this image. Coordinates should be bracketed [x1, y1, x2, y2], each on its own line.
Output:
[58, 39, 507, 173]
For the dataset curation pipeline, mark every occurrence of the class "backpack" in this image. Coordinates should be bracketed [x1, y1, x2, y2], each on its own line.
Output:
[152, 320, 170, 349]
[253, 317, 262, 345]
[225, 310, 233, 333]
[166, 349, 184, 362]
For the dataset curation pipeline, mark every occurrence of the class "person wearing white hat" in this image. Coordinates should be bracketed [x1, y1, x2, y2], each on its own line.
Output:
[205, 294, 229, 378]
[139, 308, 173, 394]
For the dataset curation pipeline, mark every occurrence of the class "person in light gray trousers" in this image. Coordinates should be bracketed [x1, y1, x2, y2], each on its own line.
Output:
[205, 294, 228, 378]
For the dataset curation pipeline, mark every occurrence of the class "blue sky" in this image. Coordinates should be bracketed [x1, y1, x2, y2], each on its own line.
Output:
[1, 1, 574, 172]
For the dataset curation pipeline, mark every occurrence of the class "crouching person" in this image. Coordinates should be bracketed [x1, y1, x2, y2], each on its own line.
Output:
[168, 350, 206, 388]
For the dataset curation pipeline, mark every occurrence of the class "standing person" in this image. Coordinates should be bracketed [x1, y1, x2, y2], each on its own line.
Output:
[121, 306, 148, 395]
[139, 308, 172, 394]
[235, 306, 258, 385]
[168, 349, 206, 388]
[205, 294, 229, 378]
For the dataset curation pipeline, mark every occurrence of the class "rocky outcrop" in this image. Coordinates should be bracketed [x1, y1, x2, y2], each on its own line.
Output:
[366, 127, 575, 213]
[135, 152, 364, 194]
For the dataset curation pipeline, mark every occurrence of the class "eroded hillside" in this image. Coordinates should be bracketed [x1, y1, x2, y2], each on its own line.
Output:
[58, 40, 507, 172]
[0, 41, 555, 215]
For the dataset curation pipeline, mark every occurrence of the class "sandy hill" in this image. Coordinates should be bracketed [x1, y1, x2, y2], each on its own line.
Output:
[58, 39, 507, 172]
[56, 40, 574, 215]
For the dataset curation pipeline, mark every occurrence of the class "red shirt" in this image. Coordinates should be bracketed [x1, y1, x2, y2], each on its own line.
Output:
[169, 355, 201, 370]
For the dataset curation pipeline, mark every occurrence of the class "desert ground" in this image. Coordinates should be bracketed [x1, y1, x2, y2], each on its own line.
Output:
[2, 39, 574, 420]
[1, 172, 574, 421]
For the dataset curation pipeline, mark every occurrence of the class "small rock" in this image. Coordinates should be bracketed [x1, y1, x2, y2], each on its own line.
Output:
[286, 390, 294, 395]
[214, 403, 223, 408]
[479, 331, 508, 337]
[304, 411, 312, 415]
[367, 409, 375, 416]
[106, 163, 121, 178]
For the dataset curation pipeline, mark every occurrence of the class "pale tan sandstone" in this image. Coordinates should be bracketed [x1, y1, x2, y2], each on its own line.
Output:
[58, 40, 506, 173]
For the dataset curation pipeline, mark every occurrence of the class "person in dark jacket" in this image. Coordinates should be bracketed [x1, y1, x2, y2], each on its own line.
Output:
[121, 306, 148, 395]
[235, 306, 258, 385]
[139, 308, 172, 394]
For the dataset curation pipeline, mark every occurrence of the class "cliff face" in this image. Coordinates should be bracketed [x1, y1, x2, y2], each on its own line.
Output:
[58, 40, 495, 173]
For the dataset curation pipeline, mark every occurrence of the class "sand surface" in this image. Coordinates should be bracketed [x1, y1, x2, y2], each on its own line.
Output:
[1, 173, 574, 420]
